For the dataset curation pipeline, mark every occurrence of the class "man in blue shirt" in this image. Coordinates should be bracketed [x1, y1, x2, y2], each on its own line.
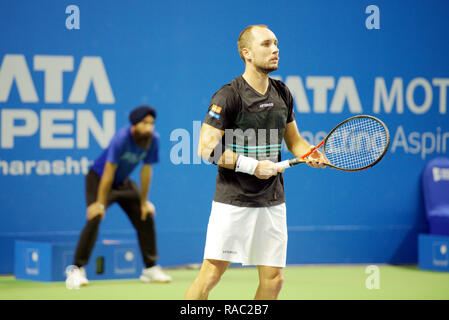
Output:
[66, 105, 171, 287]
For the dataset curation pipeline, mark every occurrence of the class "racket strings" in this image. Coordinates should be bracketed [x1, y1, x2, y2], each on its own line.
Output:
[324, 118, 388, 170]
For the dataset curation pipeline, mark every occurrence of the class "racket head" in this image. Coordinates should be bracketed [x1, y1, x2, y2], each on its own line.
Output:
[322, 115, 390, 171]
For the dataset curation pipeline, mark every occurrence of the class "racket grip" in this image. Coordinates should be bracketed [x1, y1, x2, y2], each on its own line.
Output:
[276, 160, 291, 169]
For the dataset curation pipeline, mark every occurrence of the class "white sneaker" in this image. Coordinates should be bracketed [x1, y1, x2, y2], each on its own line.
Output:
[140, 265, 172, 283]
[65, 265, 89, 289]
[78, 267, 89, 286]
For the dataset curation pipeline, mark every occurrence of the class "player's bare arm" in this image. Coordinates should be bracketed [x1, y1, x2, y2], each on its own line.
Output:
[87, 161, 117, 220]
[198, 122, 235, 169]
[198, 122, 284, 179]
[284, 121, 326, 168]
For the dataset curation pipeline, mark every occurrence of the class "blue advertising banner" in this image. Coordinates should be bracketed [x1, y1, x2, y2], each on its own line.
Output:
[0, 0, 448, 273]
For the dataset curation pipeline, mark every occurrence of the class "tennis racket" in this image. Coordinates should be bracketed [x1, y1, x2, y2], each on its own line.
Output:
[276, 115, 390, 171]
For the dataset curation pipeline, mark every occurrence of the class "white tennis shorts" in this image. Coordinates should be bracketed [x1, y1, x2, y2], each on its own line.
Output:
[203, 201, 287, 268]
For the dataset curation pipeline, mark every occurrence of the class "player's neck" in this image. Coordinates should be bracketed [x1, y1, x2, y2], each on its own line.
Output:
[242, 65, 270, 95]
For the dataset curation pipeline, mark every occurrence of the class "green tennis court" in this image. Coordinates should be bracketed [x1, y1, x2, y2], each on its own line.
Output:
[1, 264, 448, 300]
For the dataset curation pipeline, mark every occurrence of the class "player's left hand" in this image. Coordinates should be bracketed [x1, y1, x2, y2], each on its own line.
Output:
[306, 146, 328, 168]
[141, 201, 156, 221]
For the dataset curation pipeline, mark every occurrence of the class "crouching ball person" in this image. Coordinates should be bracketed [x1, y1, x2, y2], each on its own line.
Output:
[66, 105, 171, 288]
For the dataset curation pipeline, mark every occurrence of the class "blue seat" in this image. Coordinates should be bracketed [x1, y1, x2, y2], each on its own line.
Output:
[422, 157, 449, 236]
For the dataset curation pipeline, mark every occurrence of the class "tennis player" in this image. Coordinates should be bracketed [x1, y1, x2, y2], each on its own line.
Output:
[66, 105, 171, 288]
[184, 25, 326, 300]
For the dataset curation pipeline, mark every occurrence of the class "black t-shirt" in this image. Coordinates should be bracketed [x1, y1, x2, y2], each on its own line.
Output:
[204, 75, 296, 207]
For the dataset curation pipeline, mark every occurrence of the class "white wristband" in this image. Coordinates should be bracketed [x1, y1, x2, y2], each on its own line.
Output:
[235, 155, 259, 175]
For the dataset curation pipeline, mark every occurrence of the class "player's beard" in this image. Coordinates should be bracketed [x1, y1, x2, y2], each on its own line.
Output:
[254, 59, 279, 75]
[134, 131, 152, 148]
[258, 65, 278, 74]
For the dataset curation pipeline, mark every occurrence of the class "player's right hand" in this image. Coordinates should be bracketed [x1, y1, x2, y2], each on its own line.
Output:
[254, 160, 284, 179]
[87, 202, 105, 220]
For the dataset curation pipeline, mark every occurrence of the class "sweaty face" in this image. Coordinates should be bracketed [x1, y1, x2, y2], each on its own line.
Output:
[246, 27, 279, 73]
